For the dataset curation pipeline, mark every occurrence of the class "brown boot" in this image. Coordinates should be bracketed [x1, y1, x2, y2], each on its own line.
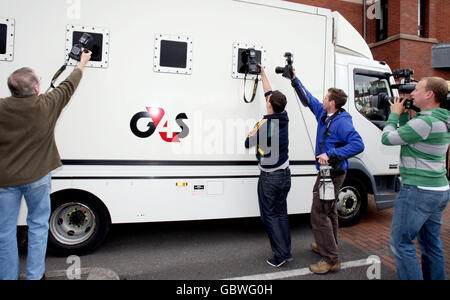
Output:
[311, 243, 320, 254]
[309, 259, 341, 274]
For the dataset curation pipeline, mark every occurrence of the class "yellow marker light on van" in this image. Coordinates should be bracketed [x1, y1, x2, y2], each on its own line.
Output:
[176, 182, 188, 187]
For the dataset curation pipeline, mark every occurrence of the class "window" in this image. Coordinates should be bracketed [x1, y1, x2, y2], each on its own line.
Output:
[65, 25, 110, 68]
[0, 17, 14, 61]
[0, 24, 6, 55]
[72, 31, 104, 62]
[232, 42, 265, 80]
[160, 40, 188, 69]
[376, 0, 388, 41]
[154, 34, 193, 75]
[354, 73, 392, 129]
[236, 48, 262, 75]
[418, 0, 429, 38]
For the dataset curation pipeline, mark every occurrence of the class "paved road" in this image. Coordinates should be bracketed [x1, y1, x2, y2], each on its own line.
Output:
[20, 213, 397, 281]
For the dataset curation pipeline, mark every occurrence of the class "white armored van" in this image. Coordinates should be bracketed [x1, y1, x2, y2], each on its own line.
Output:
[0, 0, 401, 255]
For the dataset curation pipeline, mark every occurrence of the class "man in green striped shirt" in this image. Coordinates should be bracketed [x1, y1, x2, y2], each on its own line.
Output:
[382, 77, 449, 280]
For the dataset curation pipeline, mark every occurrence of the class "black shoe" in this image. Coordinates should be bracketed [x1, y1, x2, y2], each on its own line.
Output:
[266, 256, 287, 268]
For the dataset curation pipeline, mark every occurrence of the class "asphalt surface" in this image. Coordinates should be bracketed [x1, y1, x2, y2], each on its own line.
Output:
[19, 214, 397, 281]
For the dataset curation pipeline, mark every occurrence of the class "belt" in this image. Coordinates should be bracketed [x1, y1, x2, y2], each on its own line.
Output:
[260, 167, 290, 174]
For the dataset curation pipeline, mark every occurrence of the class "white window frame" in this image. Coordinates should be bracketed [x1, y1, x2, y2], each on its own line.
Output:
[0, 17, 15, 62]
[232, 42, 266, 80]
[65, 25, 110, 68]
[154, 34, 193, 75]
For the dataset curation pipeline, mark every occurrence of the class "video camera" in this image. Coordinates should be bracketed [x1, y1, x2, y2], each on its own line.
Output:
[69, 33, 92, 61]
[390, 68, 417, 94]
[371, 93, 420, 112]
[275, 52, 294, 79]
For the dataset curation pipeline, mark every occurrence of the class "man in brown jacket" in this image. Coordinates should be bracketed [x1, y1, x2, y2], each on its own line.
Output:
[0, 50, 91, 280]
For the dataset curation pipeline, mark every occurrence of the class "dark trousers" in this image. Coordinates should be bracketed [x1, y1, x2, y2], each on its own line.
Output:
[311, 171, 346, 264]
[257, 168, 292, 260]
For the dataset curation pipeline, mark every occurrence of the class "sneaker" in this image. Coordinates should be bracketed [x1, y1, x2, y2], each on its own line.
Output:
[311, 243, 320, 254]
[266, 256, 287, 268]
[309, 259, 341, 274]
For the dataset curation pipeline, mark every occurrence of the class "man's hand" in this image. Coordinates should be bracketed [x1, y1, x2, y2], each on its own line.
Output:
[258, 64, 266, 77]
[291, 69, 297, 80]
[77, 49, 92, 70]
[389, 97, 406, 115]
[316, 153, 329, 165]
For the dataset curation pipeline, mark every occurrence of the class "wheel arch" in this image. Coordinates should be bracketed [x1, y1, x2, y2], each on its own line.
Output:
[347, 157, 375, 195]
[50, 188, 112, 225]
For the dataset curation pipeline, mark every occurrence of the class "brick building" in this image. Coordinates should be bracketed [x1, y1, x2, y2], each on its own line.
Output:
[286, 0, 450, 80]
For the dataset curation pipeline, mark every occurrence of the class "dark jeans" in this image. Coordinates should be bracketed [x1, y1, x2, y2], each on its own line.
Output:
[257, 168, 292, 260]
[311, 171, 346, 264]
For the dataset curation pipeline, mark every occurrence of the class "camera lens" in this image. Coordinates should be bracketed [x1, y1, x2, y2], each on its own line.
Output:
[275, 67, 284, 74]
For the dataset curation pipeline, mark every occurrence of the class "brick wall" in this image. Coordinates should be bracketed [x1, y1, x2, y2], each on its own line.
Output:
[285, 0, 364, 36]
[284, 0, 450, 80]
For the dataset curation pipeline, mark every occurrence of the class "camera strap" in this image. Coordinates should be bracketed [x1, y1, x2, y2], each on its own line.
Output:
[317, 110, 340, 156]
[243, 73, 259, 103]
[46, 58, 70, 93]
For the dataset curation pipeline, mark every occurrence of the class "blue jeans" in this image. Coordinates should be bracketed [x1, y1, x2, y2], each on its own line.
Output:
[257, 168, 292, 260]
[390, 184, 449, 280]
[0, 173, 51, 280]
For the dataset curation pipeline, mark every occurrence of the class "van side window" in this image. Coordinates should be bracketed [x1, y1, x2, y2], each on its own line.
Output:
[154, 34, 193, 75]
[0, 24, 6, 54]
[65, 25, 110, 69]
[0, 18, 15, 61]
[354, 74, 391, 130]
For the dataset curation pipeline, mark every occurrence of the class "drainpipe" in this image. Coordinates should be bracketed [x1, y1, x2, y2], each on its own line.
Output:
[363, 0, 367, 40]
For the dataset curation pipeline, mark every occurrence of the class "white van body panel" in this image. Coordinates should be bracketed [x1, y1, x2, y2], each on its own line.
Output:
[0, 0, 399, 226]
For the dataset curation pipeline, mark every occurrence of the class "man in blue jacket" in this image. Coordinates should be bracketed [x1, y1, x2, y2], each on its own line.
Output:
[291, 70, 364, 274]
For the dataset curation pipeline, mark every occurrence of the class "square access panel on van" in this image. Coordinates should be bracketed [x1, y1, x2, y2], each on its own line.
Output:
[65, 25, 110, 68]
[154, 34, 193, 75]
[0, 17, 15, 62]
[232, 42, 265, 81]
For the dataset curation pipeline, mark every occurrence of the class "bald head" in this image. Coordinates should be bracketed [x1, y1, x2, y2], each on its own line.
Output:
[7, 67, 39, 97]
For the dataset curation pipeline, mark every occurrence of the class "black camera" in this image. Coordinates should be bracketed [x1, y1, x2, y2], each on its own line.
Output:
[390, 68, 417, 94]
[371, 93, 420, 112]
[242, 48, 261, 75]
[275, 52, 294, 79]
[393, 69, 414, 81]
[69, 33, 92, 61]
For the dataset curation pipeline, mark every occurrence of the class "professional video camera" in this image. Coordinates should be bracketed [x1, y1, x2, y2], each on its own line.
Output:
[275, 52, 294, 79]
[242, 48, 261, 75]
[390, 68, 417, 94]
[69, 33, 92, 61]
[371, 93, 420, 112]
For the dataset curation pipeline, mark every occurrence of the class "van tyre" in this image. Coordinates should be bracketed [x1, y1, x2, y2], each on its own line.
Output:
[337, 177, 367, 227]
[48, 191, 111, 256]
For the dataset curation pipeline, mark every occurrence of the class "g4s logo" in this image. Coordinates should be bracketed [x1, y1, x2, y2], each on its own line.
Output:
[130, 107, 189, 143]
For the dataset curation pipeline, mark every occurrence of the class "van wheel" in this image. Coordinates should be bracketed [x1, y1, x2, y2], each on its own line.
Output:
[48, 190, 110, 256]
[337, 177, 367, 227]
